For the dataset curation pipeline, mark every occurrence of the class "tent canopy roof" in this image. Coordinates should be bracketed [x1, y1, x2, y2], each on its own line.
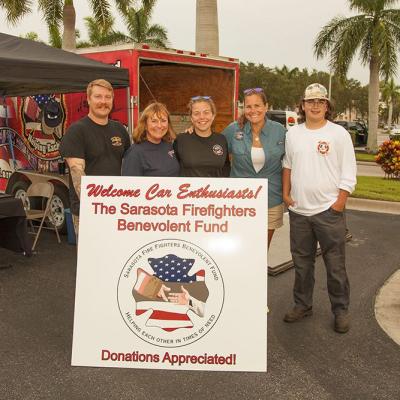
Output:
[0, 33, 129, 97]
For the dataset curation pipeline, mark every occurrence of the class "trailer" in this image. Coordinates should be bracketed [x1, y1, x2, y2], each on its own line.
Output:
[1, 41, 239, 232]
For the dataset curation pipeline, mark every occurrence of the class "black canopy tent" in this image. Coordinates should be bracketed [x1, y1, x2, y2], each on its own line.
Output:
[0, 32, 131, 173]
[0, 32, 129, 97]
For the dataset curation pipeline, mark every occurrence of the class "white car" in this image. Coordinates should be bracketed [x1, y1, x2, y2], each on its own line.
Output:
[389, 125, 400, 140]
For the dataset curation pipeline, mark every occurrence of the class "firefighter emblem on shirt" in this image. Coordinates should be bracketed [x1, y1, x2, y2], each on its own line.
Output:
[212, 144, 224, 156]
[111, 136, 123, 146]
[317, 141, 330, 155]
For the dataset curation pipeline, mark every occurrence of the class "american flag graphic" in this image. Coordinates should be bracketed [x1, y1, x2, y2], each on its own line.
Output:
[133, 254, 208, 332]
[33, 95, 51, 108]
[23, 95, 51, 122]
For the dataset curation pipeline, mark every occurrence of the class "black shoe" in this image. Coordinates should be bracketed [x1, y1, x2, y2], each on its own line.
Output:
[334, 313, 350, 333]
[283, 307, 313, 322]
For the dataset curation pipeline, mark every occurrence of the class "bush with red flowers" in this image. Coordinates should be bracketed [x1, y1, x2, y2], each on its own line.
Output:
[375, 140, 400, 179]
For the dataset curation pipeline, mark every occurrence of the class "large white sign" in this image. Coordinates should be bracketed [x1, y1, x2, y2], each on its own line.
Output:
[71, 176, 268, 371]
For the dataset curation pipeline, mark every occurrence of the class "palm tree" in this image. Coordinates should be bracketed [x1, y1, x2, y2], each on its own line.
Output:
[381, 78, 400, 127]
[83, 16, 126, 47]
[20, 32, 43, 42]
[196, 0, 219, 55]
[0, 0, 134, 50]
[314, 0, 400, 152]
[121, 0, 168, 48]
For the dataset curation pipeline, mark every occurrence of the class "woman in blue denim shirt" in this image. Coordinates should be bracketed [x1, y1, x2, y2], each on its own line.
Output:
[223, 88, 286, 248]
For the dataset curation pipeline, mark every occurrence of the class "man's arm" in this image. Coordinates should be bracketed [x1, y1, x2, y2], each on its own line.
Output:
[282, 167, 295, 207]
[331, 189, 350, 212]
[65, 157, 85, 200]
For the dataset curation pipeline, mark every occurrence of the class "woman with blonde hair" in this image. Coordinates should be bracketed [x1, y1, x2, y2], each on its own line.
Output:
[122, 102, 179, 176]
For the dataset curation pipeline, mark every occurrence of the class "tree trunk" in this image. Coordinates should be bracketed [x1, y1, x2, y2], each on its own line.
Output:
[387, 99, 393, 127]
[366, 57, 379, 152]
[62, 1, 76, 51]
[196, 0, 219, 55]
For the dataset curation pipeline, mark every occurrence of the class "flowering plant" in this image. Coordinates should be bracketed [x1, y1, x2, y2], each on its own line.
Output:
[375, 140, 400, 178]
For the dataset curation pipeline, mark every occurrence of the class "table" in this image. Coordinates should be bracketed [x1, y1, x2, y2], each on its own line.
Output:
[0, 194, 32, 256]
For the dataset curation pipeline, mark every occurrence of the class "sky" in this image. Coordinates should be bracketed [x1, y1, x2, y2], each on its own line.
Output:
[1, 0, 399, 85]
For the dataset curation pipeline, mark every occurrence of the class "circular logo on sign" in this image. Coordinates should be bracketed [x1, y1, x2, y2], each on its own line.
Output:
[212, 144, 224, 156]
[117, 239, 224, 348]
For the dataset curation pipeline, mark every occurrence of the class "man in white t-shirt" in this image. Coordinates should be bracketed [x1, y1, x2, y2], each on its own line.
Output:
[282, 83, 357, 333]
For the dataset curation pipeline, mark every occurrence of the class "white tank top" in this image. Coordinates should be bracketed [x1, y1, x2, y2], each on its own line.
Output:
[251, 147, 265, 173]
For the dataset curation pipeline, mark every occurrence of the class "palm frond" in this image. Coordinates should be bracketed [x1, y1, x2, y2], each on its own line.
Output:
[38, 0, 63, 27]
[314, 15, 370, 79]
[0, 0, 33, 25]
[88, 0, 112, 28]
[349, 0, 398, 14]
[48, 23, 62, 48]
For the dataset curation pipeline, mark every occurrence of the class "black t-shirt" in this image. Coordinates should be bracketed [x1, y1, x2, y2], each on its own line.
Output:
[122, 140, 180, 177]
[173, 131, 231, 177]
[59, 116, 130, 215]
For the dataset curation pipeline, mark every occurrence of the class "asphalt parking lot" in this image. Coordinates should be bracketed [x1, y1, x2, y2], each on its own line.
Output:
[1, 210, 399, 400]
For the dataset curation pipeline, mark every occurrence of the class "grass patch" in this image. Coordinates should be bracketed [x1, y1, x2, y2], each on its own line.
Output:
[355, 152, 376, 162]
[352, 176, 400, 202]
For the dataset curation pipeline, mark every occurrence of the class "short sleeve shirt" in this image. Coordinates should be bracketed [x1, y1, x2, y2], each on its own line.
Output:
[173, 132, 230, 177]
[59, 116, 130, 215]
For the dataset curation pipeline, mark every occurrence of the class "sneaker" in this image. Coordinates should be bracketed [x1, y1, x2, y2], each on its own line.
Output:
[334, 313, 350, 333]
[283, 306, 313, 322]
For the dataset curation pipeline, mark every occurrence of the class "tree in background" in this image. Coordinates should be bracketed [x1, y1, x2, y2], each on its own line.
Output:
[239, 62, 369, 120]
[0, 0, 141, 50]
[120, 0, 168, 48]
[82, 16, 126, 47]
[381, 78, 400, 127]
[314, 0, 400, 152]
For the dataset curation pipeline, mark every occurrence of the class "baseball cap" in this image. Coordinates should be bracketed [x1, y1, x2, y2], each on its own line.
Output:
[304, 83, 329, 101]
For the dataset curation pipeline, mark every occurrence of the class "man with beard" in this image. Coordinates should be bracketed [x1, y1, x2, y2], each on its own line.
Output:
[60, 79, 130, 240]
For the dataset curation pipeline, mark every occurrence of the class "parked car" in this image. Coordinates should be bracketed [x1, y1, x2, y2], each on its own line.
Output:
[266, 110, 298, 129]
[334, 120, 368, 145]
[389, 125, 400, 140]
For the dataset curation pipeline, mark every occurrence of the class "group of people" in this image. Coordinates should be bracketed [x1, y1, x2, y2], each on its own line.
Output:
[60, 78, 356, 334]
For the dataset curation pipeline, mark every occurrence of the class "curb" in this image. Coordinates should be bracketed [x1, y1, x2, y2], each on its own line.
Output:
[356, 161, 377, 166]
[347, 197, 400, 215]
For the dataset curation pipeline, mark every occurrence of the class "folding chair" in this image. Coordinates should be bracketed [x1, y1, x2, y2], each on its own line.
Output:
[25, 182, 61, 250]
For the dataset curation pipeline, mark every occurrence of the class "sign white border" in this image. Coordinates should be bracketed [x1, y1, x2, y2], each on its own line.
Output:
[72, 176, 267, 371]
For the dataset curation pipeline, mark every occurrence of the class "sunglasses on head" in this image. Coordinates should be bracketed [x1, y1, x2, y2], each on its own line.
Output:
[243, 88, 264, 95]
[191, 96, 212, 101]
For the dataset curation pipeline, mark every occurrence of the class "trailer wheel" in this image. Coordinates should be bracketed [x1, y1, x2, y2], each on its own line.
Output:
[46, 186, 69, 234]
[10, 180, 31, 209]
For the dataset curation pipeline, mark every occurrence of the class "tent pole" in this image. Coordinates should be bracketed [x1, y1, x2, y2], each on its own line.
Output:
[126, 86, 133, 141]
[2, 96, 17, 170]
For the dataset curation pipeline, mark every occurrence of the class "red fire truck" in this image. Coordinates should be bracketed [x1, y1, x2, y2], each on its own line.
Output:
[1, 44, 239, 232]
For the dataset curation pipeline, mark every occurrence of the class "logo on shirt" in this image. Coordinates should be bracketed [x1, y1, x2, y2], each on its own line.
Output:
[111, 136, 123, 146]
[212, 144, 224, 156]
[234, 131, 244, 140]
[317, 140, 330, 155]
[168, 150, 175, 158]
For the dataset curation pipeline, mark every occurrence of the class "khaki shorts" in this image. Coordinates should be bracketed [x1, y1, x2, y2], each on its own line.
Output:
[268, 203, 284, 230]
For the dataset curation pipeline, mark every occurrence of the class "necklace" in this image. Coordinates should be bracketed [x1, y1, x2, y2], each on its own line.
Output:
[254, 135, 260, 141]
